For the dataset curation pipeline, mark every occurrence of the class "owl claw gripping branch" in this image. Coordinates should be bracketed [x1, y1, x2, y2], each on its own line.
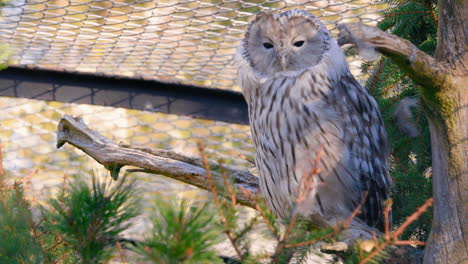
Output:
[235, 9, 392, 232]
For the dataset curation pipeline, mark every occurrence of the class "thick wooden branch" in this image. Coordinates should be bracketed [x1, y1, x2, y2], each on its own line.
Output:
[337, 23, 452, 93]
[56, 115, 259, 208]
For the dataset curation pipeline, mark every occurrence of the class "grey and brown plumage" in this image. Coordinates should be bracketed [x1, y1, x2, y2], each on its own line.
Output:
[235, 9, 391, 231]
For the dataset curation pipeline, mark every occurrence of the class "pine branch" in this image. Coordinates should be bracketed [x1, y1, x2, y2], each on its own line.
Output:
[359, 198, 433, 264]
[384, 10, 431, 17]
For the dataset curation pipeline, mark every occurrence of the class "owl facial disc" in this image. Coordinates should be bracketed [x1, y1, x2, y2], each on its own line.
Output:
[241, 9, 331, 76]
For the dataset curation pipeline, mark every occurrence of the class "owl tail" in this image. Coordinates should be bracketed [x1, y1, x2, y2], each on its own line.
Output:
[394, 97, 420, 138]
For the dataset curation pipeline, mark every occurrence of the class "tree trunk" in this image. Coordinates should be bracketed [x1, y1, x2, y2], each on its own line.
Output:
[422, 0, 467, 262]
[422, 78, 468, 263]
[337, 0, 467, 260]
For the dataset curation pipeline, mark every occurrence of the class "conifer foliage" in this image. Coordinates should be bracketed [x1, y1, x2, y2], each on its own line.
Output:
[44, 174, 141, 264]
[364, 0, 437, 241]
[134, 199, 223, 264]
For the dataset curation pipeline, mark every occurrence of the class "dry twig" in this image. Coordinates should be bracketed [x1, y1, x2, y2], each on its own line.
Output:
[239, 154, 255, 165]
[219, 159, 236, 207]
[272, 150, 323, 262]
[116, 241, 127, 264]
[198, 143, 243, 260]
[285, 192, 367, 249]
[360, 198, 433, 264]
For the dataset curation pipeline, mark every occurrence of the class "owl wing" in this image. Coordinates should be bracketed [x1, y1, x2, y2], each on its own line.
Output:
[338, 73, 392, 231]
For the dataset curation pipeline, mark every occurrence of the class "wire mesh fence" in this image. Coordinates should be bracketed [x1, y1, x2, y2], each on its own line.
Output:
[0, 0, 386, 89]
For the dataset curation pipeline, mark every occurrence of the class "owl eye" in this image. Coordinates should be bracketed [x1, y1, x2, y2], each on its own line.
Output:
[263, 42, 274, 49]
[293, 40, 305, 47]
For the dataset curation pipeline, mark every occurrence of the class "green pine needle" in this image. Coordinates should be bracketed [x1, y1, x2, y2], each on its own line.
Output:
[43, 173, 140, 264]
[135, 198, 223, 264]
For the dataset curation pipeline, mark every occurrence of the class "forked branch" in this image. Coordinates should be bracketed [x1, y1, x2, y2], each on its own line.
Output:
[337, 23, 450, 93]
[56, 115, 259, 208]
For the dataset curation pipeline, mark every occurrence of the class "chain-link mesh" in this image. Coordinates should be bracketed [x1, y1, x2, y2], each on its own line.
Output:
[0, 0, 386, 90]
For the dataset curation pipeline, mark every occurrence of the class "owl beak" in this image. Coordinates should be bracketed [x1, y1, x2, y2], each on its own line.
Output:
[280, 55, 287, 70]
[278, 51, 289, 71]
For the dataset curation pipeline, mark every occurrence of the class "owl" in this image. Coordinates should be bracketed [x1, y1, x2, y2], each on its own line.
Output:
[235, 9, 391, 231]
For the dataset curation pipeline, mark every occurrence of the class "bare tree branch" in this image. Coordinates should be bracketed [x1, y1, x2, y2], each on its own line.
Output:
[56, 115, 259, 208]
[337, 23, 452, 93]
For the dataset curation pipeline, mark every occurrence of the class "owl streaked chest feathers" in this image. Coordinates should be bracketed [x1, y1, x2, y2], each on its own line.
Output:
[236, 9, 391, 230]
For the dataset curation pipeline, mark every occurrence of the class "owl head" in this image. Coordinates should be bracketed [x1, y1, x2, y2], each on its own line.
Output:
[239, 9, 334, 77]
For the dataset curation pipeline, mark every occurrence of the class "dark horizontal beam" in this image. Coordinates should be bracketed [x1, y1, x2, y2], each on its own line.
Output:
[0, 66, 249, 125]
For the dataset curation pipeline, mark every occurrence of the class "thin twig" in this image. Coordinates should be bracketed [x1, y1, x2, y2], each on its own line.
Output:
[405, 0, 438, 24]
[384, 10, 431, 17]
[19, 169, 38, 185]
[282, 212, 299, 243]
[394, 240, 426, 246]
[285, 230, 338, 249]
[392, 198, 433, 238]
[225, 231, 243, 259]
[198, 143, 243, 260]
[45, 236, 64, 252]
[280, 157, 323, 249]
[219, 159, 236, 207]
[296, 149, 323, 204]
[21, 169, 39, 203]
[198, 143, 224, 221]
[285, 191, 367, 249]
[381, 96, 400, 114]
[360, 198, 433, 264]
[342, 192, 368, 229]
[383, 199, 393, 240]
[116, 241, 127, 264]
[255, 202, 280, 239]
[264, 149, 326, 260]
[52, 252, 70, 264]
[239, 154, 255, 165]
[369, 60, 384, 95]
[239, 186, 254, 201]
[273, 150, 324, 261]
[360, 240, 389, 264]
[391, 151, 408, 174]
[234, 217, 259, 242]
